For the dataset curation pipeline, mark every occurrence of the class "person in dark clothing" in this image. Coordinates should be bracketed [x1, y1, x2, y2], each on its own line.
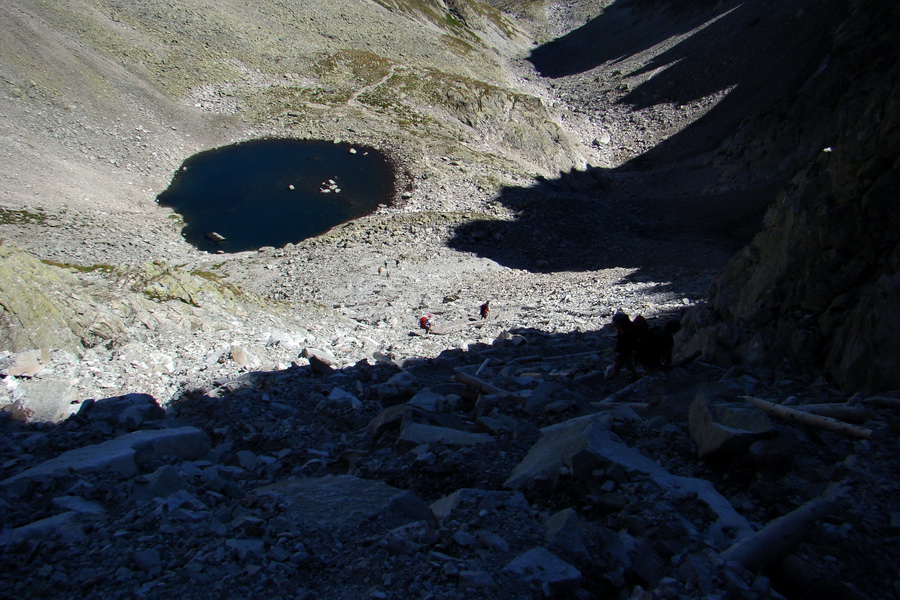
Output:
[605, 312, 642, 380]
[635, 319, 682, 374]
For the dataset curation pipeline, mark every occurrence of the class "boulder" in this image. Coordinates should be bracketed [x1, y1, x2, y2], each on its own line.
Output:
[523, 381, 581, 416]
[505, 413, 752, 547]
[5, 376, 76, 423]
[0, 349, 46, 377]
[367, 404, 423, 442]
[430, 488, 531, 525]
[318, 386, 362, 411]
[502, 546, 582, 596]
[301, 347, 336, 366]
[254, 474, 435, 530]
[52, 495, 106, 516]
[376, 370, 418, 407]
[0, 511, 94, 546]
[545, 508, 591, 562]
[688, 393, 776, 458]
[395, 423, 493, 452]
[307, 355, 335, 376]
[407, 390, 445, 411]
[0, 426, 210, 494]
[78, 393, 166, 429]
[131, 464, 188, 501]
[230, 344, 261, 369]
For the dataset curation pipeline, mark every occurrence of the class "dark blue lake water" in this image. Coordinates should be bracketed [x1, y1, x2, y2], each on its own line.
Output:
[156, 138, 395, 253]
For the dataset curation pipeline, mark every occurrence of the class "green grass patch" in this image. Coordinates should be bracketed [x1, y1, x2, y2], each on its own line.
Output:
[41, 260, 116, 274]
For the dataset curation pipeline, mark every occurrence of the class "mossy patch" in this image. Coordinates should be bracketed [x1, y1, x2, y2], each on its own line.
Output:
[0, 208, 48, 226]
[40, 260, 116, 274]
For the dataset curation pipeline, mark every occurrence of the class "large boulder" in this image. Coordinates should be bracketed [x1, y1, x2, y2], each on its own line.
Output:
[78, 393, 166, 430]
[688, 392, 775, 458]
[2, 375, 76, 424]
[505, 413, 752, 546]
[502, 546, 583, 597]
[0, 426, 210, 494]
[254, 474, 434, 530]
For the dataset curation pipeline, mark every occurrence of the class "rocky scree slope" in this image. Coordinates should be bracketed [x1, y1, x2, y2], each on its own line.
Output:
[2, 325, 899, 600]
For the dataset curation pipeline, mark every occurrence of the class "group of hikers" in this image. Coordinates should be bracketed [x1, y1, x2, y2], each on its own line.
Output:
[418, 304, 680, 382]
[605, 311, 682, 381]
[419, 308, 681, 379]
[418, 300, 490, 335]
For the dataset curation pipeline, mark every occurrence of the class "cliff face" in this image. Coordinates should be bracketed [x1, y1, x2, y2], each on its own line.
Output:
[681, 0, 900, 393]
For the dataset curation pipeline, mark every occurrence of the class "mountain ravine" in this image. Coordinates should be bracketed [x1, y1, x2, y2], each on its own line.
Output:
[1, 1, 898, 600]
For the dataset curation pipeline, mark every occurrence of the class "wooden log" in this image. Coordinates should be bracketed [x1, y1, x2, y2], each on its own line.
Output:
[475, 358, 491, 375]
[862, 395, 900, 409]
[540, 350, 603, 362]
[453, 371, 510, 397]
[792, 403, 871, 424]
[742, 396, 872, 440]
[591, 402, 650, 410]
[510, 354, 543, 363]
[600, 375, 656, 403]
[572, 369, 605, 382]
[719, 483, 845, 572]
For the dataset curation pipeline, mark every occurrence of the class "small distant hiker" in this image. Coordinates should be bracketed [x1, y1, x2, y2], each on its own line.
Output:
[419, 314, 433, 334]
[605, 311, 643, 381]
[479, 300, 490, 320]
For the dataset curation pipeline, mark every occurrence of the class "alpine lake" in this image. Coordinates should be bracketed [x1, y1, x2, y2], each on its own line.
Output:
[157, 138, 396, 253]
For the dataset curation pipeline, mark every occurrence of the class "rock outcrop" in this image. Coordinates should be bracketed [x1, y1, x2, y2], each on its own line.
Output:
[680, 0, 900, 393]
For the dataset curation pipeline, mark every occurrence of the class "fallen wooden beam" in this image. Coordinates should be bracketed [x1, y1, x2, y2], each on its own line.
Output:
[453, 371, 510, 397]
[510, 354, 543, 363]
[862, 395, 900, 409]
[742, 396, 872, 440]
[719, 482, 846, 573]
[591, 402, 650, 410]
[792, 403, 871, 424]
[601, 378, 643, 403]
[572, 369, 605, 382]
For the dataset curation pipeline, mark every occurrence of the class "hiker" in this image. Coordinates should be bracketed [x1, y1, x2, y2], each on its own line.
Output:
[479, 300, 490, 320]
[418, 314, 433, 334]
[635, 319, 682, 374]
[605, 311, 643, 381]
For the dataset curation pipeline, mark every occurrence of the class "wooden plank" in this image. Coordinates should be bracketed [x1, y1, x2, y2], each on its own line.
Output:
[742, 396, 872, 440]
[862, 395, 900, 409]
[720, 483, 845, 572]
[453, 371, 510, 397]
[792, 403, 870, 424]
